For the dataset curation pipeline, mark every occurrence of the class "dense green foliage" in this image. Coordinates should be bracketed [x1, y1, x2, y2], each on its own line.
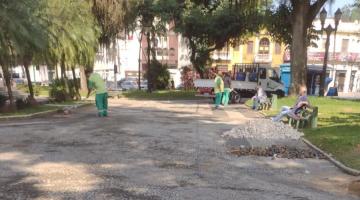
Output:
[145, 61, 171, 90]
[175, 0, 265, 77]
[0, 0, 100, 109]
[342, 0, 360, 22]
[0, 94, 7, 108]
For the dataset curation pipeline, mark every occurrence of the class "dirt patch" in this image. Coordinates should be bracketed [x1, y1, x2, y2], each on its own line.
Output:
[348, 180, 360, 197]
[230, 145, 326, 159]
[157, 162, 195, 169]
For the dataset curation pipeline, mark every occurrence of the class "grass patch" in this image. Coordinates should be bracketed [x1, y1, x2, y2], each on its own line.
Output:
[0, 105, 57, 117]
[120, 90, 202, 100]
[16, 84, 49, 97]
[0, 101, 90, 117]
[249, 97, 360, 170]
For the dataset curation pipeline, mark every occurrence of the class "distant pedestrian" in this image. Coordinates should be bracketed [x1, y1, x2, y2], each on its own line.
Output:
[252, 86, 267, 110]
[214, 69, 224, 109]
[86, 69, 108, 117]
[222, 72, 232, 106]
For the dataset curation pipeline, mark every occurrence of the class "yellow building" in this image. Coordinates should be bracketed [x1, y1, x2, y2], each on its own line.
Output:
[211, 30, 286, 71]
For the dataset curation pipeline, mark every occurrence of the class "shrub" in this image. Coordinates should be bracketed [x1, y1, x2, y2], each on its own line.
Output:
[49, 79, 67, 102]
[0, 93, 7, 108]
[145, 60, 170, 90]
[68, 78, 80, 98]
[49, 78, 80, 102]
[15, 97, 30, 110]
[181, 66, 195, 90]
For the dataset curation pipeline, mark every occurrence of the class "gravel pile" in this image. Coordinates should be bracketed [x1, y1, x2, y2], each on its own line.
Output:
[230, 145, 326, 159]
[222, 119, 304, 140]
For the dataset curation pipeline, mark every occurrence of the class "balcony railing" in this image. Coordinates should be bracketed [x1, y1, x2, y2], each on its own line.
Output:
[254, 54, 272, 63]
[212, 52, 231, 61]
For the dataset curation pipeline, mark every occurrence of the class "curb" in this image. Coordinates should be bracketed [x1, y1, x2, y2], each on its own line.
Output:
[0, 103, 91, 121]
[302, 138, 360, 176]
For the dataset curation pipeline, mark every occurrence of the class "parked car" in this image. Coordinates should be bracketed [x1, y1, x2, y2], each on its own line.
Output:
[121, 81, 138, 91]
[140, 80, 148, 90]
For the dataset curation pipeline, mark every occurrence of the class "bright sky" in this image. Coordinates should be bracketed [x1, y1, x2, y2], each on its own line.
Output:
[326, 0, 355, 14]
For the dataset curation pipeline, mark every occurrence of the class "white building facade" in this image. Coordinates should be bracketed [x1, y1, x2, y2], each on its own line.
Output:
[309, 19, 360, 93]
[94, 28, 192, 88]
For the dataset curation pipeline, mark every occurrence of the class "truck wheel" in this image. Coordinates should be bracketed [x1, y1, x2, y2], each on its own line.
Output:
[275, 90, 285, 98]
[231, 92, 241, 104]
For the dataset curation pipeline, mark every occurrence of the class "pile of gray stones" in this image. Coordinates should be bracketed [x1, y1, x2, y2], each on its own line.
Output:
[222, 119, 324, 159]
[222, 119, 304, 140]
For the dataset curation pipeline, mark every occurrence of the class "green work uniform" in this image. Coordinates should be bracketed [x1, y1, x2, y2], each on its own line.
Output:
[88, 73, 108, 117]
[222, 75, 231, 106]
[222, 88, 231, 106]
[214, 75, 224, 108]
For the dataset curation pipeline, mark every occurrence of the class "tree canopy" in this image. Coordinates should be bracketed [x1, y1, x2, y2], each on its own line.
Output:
[341, 1, 360, 22]
[175, 0, 265, 77]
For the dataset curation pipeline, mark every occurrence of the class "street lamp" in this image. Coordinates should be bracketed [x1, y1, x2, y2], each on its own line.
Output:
[318, 8, 342, 96]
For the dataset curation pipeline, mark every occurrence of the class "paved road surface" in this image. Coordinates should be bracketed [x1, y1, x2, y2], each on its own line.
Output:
[0, 99, 358, 200]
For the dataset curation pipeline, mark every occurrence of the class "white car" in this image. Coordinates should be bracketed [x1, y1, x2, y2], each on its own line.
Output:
[140, 80, 148, 90]
[121, 81, 138, 91]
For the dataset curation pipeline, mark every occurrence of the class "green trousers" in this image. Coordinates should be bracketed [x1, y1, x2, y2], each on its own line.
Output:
[222, 88, 231, 106]
[215, 92, 223, 107]
[95, 92, 108, 117]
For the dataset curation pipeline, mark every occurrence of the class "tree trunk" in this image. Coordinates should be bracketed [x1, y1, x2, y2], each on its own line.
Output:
[24, 61, 35, 101]
[80, 66, 88, 93]
[60, 53, 71, 101]
[146, 31, 152, 93]
[138, 33, 143, 90]
[1, 65, 16, 110]
[71, 66, 81, 100]
[290, 3, 308, 95]
[55, 65, 59, 79]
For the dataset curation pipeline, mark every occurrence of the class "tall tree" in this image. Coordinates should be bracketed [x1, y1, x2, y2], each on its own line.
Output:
[175, 0, 264, 77]
[0, 0, 45, 109]
[39, 0, 99, 99]
[267, 0, 330, 95]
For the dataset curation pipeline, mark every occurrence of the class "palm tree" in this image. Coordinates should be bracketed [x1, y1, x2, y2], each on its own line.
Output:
[39, 0, 99, 100]
[0, 0, 44, 109]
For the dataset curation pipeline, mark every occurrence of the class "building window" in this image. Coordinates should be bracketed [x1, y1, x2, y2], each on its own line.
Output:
[258, 38, 270, 54]
[169, 48, 175, 56]
[247, 41, 254, 54]
[259, 68, 266, 79]
[156, 48, 163, 56]
[341, 39, 349, 53]
[275, 42, 281, 54]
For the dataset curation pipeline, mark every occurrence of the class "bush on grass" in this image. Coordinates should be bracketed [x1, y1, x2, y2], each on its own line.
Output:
[144, 60, 170, 90]
[49, 79, 68, 102]
[0, 93, 7, 108]
[49, 78, 80, 102]
[15, 97, 31, 110]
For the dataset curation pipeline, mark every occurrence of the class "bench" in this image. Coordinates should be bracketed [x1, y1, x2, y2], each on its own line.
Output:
[257, 98, 272, 110]
[287, 106, 318, 129]
[256, 94, 278, 111]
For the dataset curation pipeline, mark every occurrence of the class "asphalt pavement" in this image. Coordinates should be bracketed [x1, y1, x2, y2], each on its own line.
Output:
[0, 99, 358, 200]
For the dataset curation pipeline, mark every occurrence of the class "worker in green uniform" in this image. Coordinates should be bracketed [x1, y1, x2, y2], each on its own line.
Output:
[86, 69, 108, 117]
[214, 69, 224, 109]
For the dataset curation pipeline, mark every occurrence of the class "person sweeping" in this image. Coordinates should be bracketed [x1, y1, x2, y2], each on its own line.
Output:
[214, 69, 224, 109]
[86, 69, 108, 117]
